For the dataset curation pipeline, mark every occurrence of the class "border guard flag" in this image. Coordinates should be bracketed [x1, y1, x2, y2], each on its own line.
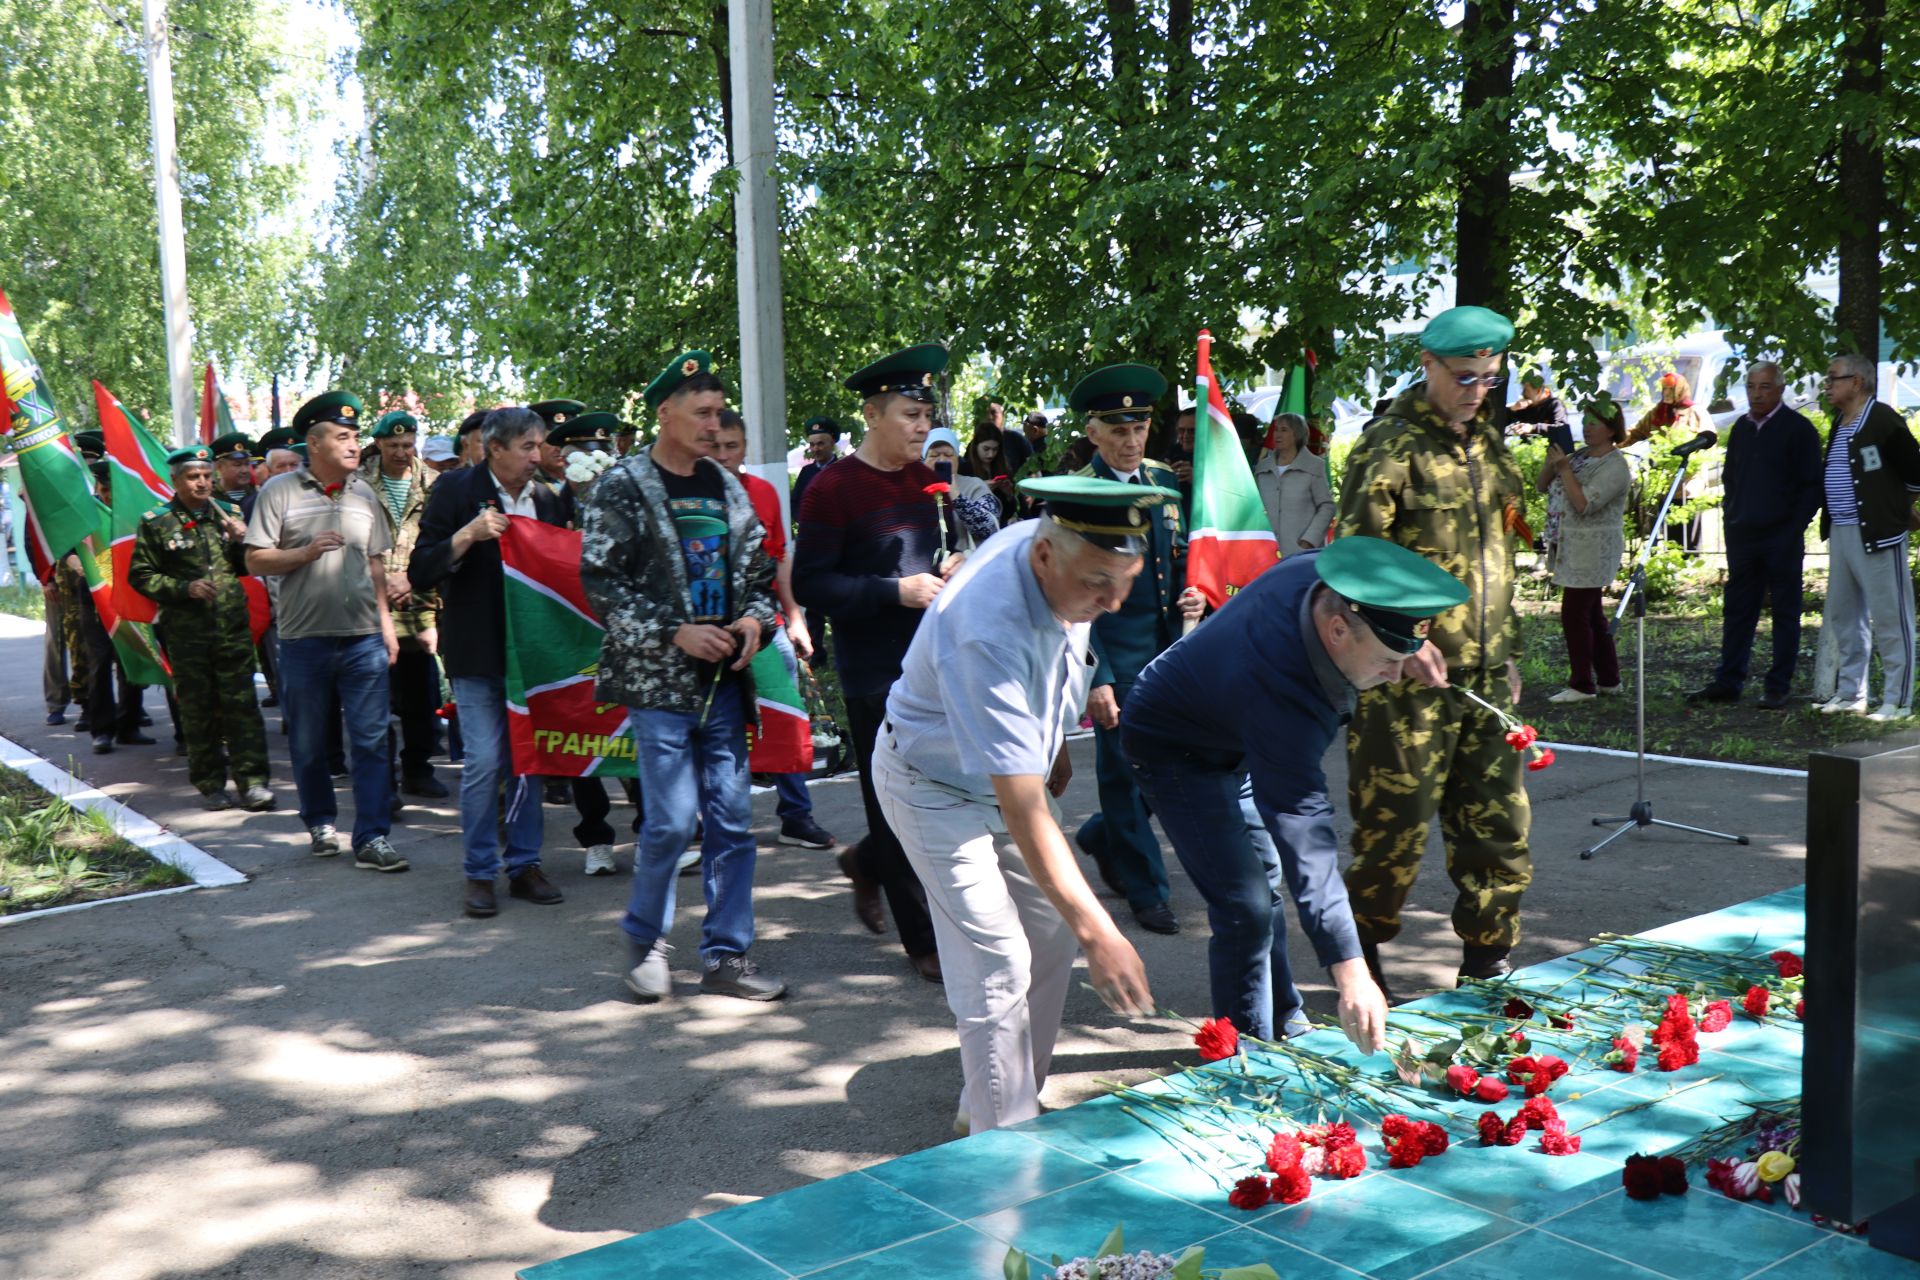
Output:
[1185, 329, 1279, 610]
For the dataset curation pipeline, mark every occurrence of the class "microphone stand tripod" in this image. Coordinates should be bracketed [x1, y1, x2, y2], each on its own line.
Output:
[1581, 451, 1749, 859]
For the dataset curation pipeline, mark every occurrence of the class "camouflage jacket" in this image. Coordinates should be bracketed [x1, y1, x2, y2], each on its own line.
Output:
[126, 497, 253, 634]
[1335, 383, 1525, 672]
[362, 455, 439, 639]
[578, 451, 777, 721]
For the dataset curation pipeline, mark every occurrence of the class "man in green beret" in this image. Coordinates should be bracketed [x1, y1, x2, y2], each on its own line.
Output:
[1066, 363, 1204, 936]
[364, 409, 448, 801]
[129, 446, 274, 810]
[1123, 535, 1467, 1044]
[1336, 304, 1533, 994]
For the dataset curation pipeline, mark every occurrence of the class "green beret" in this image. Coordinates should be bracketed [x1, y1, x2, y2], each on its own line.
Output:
[1018, 474, 1180, 555]
[1418, 306, 1515, 359]
[72, 431, 106, 461]
[289, 442, 309, 461]
[528, 399, 587, 428]
[843, 344, 948, 403]
[257, 426, 298, 451]
[209, 430, 252, 460]
[1068, 363, 1168, 419]
[292, 390, 364, 435]
[549, 410, 621, 450]
[370, 411, 418, 439]
[643, 353, 718, 410]
[803, 416, 841, 438]
[167, 445, 214, 470]
[1314, 535, 1469, 655]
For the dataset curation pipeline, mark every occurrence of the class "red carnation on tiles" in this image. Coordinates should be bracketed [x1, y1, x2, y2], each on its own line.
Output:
[1769, 950, 1804, 979]
[1266, 1134, 1304, 1175]
[1743, 985, 1772, 1017]
[1194, 1017, 1239, 1061]
[1658, 1156, 1689, 1195]
[1228, 1175, 1272, 1210]
[1699, 1000, 1733, 1033]
[1272, 1166, 1312, 1205]
[1518, 1096, 1559, 1131]
[1326, 1143, 1367, 1179]
[1503, 996, 1535, 1019]
[1418, 1122, 1451, 1157]
[1623, 1155, 1663, 1199]
[1477, 1113, 1506, 1146]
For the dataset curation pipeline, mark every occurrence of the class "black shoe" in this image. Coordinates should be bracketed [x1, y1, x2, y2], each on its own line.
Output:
[1684, 683, 1740, 704]
[137, 711, 153, 727]
[1758, 690, 1791, 710]
[777, 816, 835, 849]
[329, 762, 349, 778]
[1459, 944, 1513, 982]
[45, 711, 64, 726]
[507, 866, 565, 904]
[115, 729, 156, 746]
[402, 775, 450, 799]
[199, 789, 234, 811]
[74, 718, 91, 734]
[261, 694, 279, 708]
[1360, 938, 1397, 1005]
[91, 733, 114, 754]
[1132, 902, 1180, 935]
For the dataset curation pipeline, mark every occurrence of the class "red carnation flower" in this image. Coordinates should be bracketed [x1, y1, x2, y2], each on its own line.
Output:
[1658, 1155, 1689, 1195]
[1272, 1166, 1312, 1205]
[1321, 1122, 1358, 1150]
[1266, 1133, 1304, 1174]
[1527, 748, 1555, 771]
[1742, 985, 1771, 1017]
[1699, 1000, 1732, 1033]
[1194, 1016, 1239, 1061]
[1505, 1116, 1529, 1146]
[1666, 993, 1691, 1021]
[922, 482, 952, 496]
[1518, 1096, 1559, 1130]
[1326, 1143, 1367, 1179]
[1795, 998, 1805, 1020]
[1623, 1155, 1663, 1200]
[1446, 1064, 1481, 1096]
[1503, 996, 1535, 1019]
[1541, 1131, 1583, 1156]
[1549, 1011, 1577, 1030]
[1418, 1122, 1451, 1157]
[1505, 1056, 1538, 1085]
[1504, 726, 1536, 750]
[1477, 1113, 1506, 1145]
[1607, 1035, 1639, 1073]
[1769, 950, 1804, 979]
[1656, 1041, 1698, 1072]
[1228, 1175, 1273, 1210]
[1476, 1077, 1510, 1103]
[1387, 1138, 1425, 1169]
[1380, 1114, 1417, 1142]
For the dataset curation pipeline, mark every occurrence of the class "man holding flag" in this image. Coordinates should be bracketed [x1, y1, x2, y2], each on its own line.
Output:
[1336, 305, 1533, 994]
[129, 446, 273, 811]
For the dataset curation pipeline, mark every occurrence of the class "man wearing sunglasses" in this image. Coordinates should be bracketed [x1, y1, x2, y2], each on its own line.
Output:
[1335, 305, 1533, 997]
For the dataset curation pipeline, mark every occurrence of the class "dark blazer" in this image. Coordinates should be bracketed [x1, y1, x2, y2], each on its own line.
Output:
[410, 464, 565, 680]
[1721, 405, 1822, 538]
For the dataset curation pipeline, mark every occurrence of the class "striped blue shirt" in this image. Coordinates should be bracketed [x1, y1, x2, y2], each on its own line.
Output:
[1823, 400, 1874, 526]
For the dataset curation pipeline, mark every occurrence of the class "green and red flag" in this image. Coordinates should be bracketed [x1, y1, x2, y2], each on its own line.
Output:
[1186, 329, 1279, 610]
[76, 498, 172, 689]
[199, 362, 237, 445]
[96, 381, 172, 626]
[499, 517, 810, 777]
[0, 287, 98, 561]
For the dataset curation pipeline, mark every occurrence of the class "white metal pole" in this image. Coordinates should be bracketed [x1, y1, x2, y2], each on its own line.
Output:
[728, 0, 790, 524]
[141, 0, 197, 444]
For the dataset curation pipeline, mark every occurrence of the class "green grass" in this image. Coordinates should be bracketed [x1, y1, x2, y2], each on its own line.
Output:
[0, 766, 192, 915]
[0, 581, 47, 620]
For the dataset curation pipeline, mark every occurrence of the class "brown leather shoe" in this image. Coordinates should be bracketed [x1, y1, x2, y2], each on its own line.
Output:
[837, 845, 888, 934]
[908, 950, 943, 984]
[464, 878, 498, 918]
[508, 866, 565, 905]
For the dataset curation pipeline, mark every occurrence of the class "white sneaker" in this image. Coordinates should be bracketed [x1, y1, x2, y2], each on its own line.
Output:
[1547, 687, 1596, 704]
[625, 939, 672, 1001]
[583, 843, 617, 876]
[1867, 703, 1912, 723]
[1819, 696, 1869, 715]
[676, 846, 701, 875]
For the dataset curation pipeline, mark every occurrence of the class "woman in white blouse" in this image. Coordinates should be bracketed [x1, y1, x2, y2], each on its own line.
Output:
[1253, 413, 1334, 555]
[1537, 398, 1634, 702]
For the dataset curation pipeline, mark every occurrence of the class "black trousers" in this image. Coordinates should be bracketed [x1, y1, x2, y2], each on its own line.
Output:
[843, 690, 936, 958]
[391, 646, 441, 781]
[80, 607, 141, 735]
[1713, 527, 1805, 699]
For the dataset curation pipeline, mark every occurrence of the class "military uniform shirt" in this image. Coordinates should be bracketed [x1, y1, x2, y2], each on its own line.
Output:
[885, 520, 1093, 801]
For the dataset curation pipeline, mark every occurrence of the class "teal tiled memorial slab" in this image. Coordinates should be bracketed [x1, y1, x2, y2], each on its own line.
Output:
[522, 887, 1920, 1280]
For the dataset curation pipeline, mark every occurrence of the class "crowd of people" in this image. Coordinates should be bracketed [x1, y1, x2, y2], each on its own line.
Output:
[24, 309, 1917, 1135]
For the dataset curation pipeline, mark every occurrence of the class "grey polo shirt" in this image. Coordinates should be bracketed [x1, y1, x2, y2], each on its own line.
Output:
[885, 520, 1094, 801]
[245, 468, 392, 641]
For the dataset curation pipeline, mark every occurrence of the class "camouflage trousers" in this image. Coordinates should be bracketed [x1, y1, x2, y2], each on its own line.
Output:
[158, 617, 270, 795]
[1343, 667, 1532, 949]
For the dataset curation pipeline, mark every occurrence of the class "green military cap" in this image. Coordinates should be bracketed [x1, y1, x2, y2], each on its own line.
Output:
[1314, 535, 1469, 655]
[292, 390, 364, 435]
[1418, 305, 1515, 359]
[803, 415, 841, 437]
[1019, 474, 1181, 556]
[209, 430, 252, 460]
[167, 444, 215, 470]
[643, 352, 719, 410]
[550, 410, 620, 450]
[72, 431, 105, 460]
[843, 344, 948, 403]
[528, 399, 587, 428]
[289, 442, 309, 461]
[257, 425, 298, 452]
[1068, 363, 1168, 422]
[370, 410, 418, 439]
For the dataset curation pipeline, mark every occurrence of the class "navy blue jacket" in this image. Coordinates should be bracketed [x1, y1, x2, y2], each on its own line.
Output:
[1721, 406, 1823, 538]
[1121, 552, 1361, 968]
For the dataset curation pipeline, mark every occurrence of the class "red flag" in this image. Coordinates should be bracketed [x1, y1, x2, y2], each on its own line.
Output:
[200, 363, 216, 444]
[97, 381, 171, 626]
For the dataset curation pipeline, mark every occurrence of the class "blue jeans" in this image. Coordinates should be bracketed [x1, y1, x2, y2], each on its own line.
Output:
[770, 627, 812, 822]
[280, 634, 393, 848]
[450, 676, 544, 880]
[623, 683, 756, 964]
[1122, 729, 1307, 1041]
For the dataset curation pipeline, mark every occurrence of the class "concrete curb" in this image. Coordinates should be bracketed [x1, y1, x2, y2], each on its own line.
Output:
[0, 731, 247, 927]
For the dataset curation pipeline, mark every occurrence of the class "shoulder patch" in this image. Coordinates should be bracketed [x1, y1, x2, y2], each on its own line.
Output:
[141, 505, 169, 523]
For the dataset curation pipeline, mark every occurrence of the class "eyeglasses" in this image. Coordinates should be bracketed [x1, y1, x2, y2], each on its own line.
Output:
[1435, 359, 1505, 390]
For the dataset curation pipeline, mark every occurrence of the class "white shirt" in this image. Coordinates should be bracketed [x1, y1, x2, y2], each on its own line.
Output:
[491, 469, 539, 518]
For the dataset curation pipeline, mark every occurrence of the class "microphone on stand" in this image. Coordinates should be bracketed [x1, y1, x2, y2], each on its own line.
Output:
[1671, 430, 1718, 458]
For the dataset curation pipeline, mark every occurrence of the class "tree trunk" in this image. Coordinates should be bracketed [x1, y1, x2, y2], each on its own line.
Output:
[1455, 0, 1515, 313]
[1835, 0, 1884, 358]
[712, 3, 734, 169]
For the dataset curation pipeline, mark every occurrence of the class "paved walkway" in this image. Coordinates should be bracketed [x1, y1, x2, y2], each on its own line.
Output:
[0, 623, 1811, 1279]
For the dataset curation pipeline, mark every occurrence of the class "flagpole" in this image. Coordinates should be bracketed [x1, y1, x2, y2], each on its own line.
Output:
[728, 0, 790, 528]
[140, 0, 196, 445]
